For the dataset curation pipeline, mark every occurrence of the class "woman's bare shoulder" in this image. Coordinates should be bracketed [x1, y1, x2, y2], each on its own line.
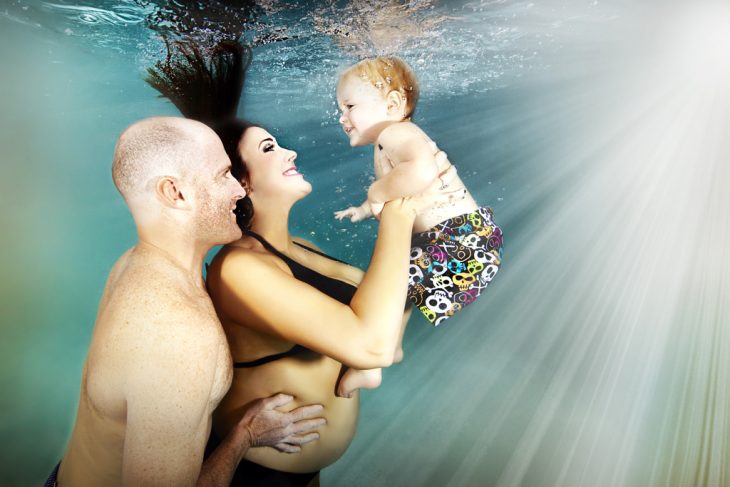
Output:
[207, 243, 291, 290]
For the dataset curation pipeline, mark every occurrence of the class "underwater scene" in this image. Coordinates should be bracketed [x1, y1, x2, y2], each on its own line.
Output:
[1, 0, 729, 485]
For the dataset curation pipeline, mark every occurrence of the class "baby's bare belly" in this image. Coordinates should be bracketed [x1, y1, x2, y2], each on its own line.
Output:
[213, 352, 359, 473]
[414, 195, 479, 233]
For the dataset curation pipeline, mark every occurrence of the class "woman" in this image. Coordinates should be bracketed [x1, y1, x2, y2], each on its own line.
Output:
[147, 40, 416, 485]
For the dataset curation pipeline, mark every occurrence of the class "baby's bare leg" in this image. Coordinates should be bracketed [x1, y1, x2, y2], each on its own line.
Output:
[337, 310, 412, 397]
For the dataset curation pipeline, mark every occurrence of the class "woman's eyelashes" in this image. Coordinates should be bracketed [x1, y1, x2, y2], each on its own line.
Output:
[263, 142, 275, 153]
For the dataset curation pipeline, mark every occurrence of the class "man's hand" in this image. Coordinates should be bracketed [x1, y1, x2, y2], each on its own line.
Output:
[239, 393, 326, 453]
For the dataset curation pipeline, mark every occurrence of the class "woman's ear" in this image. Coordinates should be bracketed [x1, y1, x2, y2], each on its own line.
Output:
[156, 176, 188, 209]
[386, 90, 406, 117]
[240, 177, 252, 194]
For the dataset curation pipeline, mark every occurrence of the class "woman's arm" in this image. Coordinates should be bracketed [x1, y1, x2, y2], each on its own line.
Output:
[210, 200, 416, 370]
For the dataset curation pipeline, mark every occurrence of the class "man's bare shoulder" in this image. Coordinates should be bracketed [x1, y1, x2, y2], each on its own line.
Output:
[84, 249, 223, 417]
[100, 249, 220, 351]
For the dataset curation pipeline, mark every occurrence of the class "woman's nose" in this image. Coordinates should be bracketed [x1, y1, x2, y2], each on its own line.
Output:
[234, 182, 246, 199]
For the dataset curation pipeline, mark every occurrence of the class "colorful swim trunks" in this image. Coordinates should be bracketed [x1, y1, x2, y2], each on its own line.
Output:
[408, 206, 503, 325]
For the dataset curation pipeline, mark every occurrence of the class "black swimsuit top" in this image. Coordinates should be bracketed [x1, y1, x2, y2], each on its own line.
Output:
[233, 230, 357, 368]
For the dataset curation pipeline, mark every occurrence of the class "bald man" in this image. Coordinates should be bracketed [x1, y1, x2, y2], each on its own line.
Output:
[48, 118, 324, 487]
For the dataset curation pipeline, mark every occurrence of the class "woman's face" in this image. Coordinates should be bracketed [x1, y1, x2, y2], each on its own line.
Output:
[238, 126, 312, 201]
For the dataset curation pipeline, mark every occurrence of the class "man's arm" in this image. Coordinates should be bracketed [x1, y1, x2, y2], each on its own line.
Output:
[121, 314, 324, 487]
[199, 394, 325, 487]
[122, 316, 222, 486]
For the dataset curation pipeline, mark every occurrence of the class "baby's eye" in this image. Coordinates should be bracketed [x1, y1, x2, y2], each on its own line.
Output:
[346, 104, 355, 110]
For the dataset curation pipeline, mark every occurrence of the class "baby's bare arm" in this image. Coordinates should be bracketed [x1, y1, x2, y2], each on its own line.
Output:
[334, 199, 373, 222]
[368, 124, 439, 206]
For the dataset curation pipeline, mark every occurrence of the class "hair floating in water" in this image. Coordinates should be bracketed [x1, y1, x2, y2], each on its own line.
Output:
[145, 39, 252, 124]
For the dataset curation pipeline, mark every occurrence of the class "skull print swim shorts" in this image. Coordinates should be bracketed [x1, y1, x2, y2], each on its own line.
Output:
[407, 206, 503, 325]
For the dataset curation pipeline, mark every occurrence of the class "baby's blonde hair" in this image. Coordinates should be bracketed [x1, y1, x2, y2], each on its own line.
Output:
[340, 56, 420, 119]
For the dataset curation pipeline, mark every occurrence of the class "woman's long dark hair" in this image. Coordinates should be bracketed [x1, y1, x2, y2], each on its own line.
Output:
[146, 39, 256, 230]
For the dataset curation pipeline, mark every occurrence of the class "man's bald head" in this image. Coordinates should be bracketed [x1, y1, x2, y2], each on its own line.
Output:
[111, 116, 245, 246]
[112, 117, 210, 201]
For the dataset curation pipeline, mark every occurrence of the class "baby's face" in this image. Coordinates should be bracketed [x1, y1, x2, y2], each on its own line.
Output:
[336, 75, 392, 147]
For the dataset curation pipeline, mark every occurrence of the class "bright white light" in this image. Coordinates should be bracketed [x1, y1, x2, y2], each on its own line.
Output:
[665, 2, 730, 85]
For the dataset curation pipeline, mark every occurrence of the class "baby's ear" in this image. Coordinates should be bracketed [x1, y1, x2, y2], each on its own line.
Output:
[386, 90, 406, 117]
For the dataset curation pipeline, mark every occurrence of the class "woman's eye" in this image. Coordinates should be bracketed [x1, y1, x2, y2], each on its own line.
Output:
[263, 144, 274, 152]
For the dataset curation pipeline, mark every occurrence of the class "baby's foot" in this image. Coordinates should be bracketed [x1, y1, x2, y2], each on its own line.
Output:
[393, 347, 404, 364]
[336, 368, 383, 398]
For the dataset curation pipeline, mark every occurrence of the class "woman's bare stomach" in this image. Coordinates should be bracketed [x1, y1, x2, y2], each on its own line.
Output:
[213, 351, 359, 473]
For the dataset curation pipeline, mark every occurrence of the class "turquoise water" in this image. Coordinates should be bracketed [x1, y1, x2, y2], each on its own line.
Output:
[2, 1, 730, 486]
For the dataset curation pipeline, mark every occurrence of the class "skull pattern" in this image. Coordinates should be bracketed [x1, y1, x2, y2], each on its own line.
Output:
[407, 206, 503, 325]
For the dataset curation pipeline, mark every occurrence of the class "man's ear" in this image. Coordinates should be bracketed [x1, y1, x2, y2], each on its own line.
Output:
[156, 176, 188, 209]
[386, 90, 406, 117]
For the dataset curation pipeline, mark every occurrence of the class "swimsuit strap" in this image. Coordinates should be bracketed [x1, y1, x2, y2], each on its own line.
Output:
[231, 230, 357, 369]
[245, 230, 288, 259]
[292, 241, 348, 264]
[245, 230, 347, 265]
[233, 344, 309, 368]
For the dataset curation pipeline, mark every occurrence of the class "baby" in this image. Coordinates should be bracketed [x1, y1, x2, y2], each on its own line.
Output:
[333, 57, 503, 396]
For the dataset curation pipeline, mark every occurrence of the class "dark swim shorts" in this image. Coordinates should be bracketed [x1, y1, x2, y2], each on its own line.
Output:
[206, 431, 318, 487]
[407, 206, 503, 325]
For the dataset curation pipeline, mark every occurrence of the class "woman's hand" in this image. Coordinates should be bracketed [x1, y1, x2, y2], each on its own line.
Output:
[378, 193, 425, 222]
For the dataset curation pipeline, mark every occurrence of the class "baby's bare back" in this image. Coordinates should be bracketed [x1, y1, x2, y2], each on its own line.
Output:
[376, 122, 478, 232]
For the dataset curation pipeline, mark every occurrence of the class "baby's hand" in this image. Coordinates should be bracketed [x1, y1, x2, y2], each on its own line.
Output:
[334, 205, 371, 223]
